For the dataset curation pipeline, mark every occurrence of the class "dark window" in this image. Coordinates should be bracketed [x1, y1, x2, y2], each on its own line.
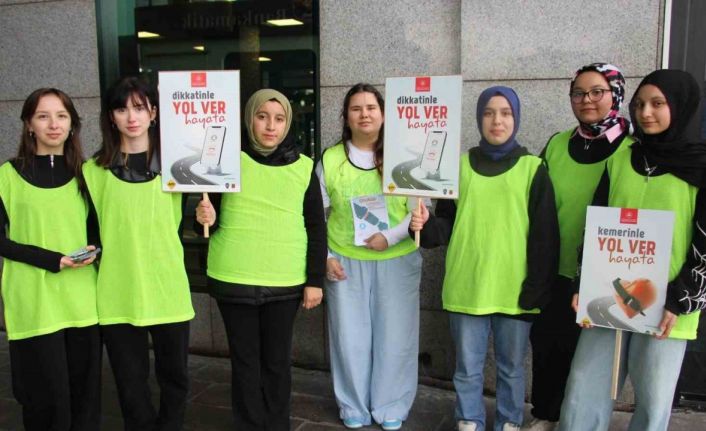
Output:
[669, 0, 706, 140]
[96, 0, 320, 157]
[670, 1, 706, 408]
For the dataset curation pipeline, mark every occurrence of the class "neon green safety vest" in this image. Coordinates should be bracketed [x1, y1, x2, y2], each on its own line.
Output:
[442, 153, 542, 316]
[544, 129, 633, 278]
[607, 149, 699, 340]
[207, 152, 311, 286]
[322, 142, 416, 260]
[83, 160, 194, 326]
[0, 162, 98, 340]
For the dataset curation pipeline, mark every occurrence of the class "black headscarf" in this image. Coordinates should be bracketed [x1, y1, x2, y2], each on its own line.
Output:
[630, 69, 706, 187]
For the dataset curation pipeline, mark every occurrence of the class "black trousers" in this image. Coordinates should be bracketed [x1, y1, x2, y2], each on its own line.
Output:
[217, 299, 300, 431]
[528, 276, 581, 422]
[9, 325, 102, 431]
[102, 321, 190, 431]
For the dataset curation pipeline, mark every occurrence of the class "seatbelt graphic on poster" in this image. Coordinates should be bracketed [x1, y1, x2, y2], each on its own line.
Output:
[577, 206, 674, 335]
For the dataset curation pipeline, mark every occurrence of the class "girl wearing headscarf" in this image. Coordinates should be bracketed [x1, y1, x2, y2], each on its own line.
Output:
[85, 76, 194, 430]
[411, 86, 559, 431]
[557, 69, 706, 431]
[196, 89, 327, 431]
[523, 63, 633, 431]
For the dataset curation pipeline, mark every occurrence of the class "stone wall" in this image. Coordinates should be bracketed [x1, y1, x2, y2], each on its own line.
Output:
[314, 0, 664, 401]
[0, 0, 665, 404]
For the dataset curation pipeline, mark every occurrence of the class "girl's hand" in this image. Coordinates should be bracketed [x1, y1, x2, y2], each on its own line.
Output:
[364, 232, 388, 251]
[326, 257, 347, 281]
[302, 286, 323, 309]
[572, 294, 592, 329]
[410, 204, 429, 232]
[60, 245, 97, 270]
[60, 256, 78, 269]
[656, 310, 677, 340]
[196, 199, 216, 226]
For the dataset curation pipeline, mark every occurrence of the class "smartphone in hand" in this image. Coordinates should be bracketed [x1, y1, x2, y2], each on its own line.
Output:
[68, 247, 102, 263]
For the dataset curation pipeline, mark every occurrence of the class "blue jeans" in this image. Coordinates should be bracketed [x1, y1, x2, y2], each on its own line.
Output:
[557, 327, 687, 431]
[449, 313, 531, 431]
[326, 251, 422, 425]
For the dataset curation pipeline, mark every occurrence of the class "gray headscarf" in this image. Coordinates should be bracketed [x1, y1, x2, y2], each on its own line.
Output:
[243, 89, 292, 156]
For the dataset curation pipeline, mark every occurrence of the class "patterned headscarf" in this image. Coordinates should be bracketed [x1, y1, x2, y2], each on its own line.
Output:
[570, 62, 629, 138]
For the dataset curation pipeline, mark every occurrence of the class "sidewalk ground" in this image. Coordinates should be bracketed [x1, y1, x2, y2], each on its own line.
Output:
[1, 332, 704, 430]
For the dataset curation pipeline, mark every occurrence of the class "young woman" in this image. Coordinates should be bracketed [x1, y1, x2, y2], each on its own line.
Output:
[523, 63, 633, 431]
[557, 69, 706, 431]
[410, 86, 559, 431]
[195, 89, 326, 431]
[0, 88, 101, 430]
[318, 83, 422, 431]
[84, 77, 194, 430]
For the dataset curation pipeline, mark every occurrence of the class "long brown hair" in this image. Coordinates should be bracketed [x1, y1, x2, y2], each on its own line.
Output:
[341, 83, 385, 175]
[96, 76, 159, 167]
[18, 88, 86, 192]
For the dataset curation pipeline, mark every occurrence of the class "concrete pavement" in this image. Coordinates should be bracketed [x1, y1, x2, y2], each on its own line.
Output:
[1, 332, 705, 430]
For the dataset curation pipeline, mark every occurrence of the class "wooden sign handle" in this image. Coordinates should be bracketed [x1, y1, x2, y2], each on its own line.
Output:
[611, 329, 623, 400]
[414, 197, 422, 248]
[203, 192, 210, 238]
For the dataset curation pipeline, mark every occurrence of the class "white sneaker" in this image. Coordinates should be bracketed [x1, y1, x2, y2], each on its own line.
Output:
[520, 418, 557, 431]
[502, 423, 521, 431]
[457, 420, 477, 431]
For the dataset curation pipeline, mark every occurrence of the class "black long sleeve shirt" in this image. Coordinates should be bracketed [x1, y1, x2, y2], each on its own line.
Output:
[0, 156, 98, 273]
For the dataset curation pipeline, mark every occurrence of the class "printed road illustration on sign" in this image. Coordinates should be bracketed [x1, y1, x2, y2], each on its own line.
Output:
[159, 70, 241, 192]
[383, 75, 461, 198]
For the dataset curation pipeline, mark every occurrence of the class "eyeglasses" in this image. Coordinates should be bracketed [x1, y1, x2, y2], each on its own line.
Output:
[570, 88, 611, 103]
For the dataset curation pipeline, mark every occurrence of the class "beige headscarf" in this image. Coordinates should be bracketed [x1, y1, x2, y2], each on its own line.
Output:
[243, 89, 292, 156]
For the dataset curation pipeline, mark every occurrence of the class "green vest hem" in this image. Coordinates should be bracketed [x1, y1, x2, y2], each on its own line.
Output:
[328, 241, 417, 261]
[98, 313, 195, 327]
[443, 304, 539, 316]
[7, 318, 99, 341]
[206, 270, 306, 287]
[667, 311, 700, 340]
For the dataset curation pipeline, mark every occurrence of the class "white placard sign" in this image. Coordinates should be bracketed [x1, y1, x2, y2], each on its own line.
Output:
[159, 71, 241, 192]
[577, 206, 675, 335]
[382, 75, 461, 199]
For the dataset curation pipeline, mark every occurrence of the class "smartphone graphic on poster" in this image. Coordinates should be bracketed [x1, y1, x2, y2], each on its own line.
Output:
[200, 126, 226, 168]
[420, 130, 447, 174]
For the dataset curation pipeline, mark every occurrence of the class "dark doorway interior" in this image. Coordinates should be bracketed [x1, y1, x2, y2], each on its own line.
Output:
[670, 0, 706, 409]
